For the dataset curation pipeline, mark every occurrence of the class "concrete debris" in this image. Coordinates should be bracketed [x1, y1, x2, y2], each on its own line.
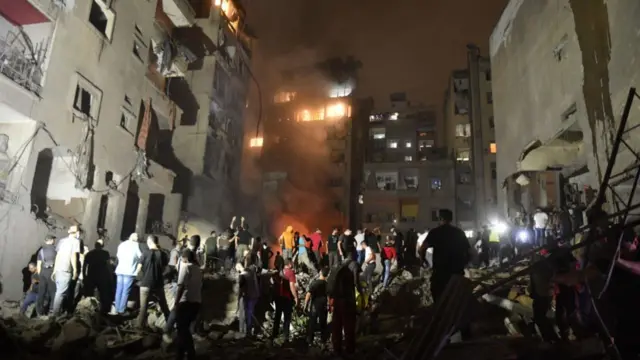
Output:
[0, 263, 605, 360]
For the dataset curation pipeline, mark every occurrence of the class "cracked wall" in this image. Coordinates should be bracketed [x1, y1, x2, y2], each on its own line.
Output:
[490, 0, 640, 212]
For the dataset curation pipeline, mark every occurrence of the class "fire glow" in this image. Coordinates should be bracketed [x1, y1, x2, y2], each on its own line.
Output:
[296, 103, 351, 122]
[249, 137, 263, 147]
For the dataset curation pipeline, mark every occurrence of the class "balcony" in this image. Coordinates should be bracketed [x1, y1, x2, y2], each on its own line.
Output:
[0, 2, 56, 97]
[161, 0, 196, 27]
[27, 0, 67, 21]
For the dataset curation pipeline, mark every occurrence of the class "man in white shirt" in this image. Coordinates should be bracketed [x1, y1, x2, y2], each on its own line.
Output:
[360, 241, 376, 291]
[114, 233, 142, 314]
[173, 248, 203, 360]
[533, 208, 549, 247]
[355, 229, 365, 265]
[51, 225, 82, 316]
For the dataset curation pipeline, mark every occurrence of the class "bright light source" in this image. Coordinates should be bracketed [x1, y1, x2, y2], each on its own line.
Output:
[464, 230, 474, 238]
[389, 112, 399, 120]
[249, 137, 263, 147]
[214, 0, 221, 6]
[491, 221, 508, 235]
[326, 103, 346, 118]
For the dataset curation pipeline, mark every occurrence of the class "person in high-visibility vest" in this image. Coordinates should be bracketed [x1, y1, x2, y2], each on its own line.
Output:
[488, 227, 501, 261]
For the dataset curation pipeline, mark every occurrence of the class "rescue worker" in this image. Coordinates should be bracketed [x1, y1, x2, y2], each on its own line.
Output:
[35, 236, 56, 316]
[488, 224, 501, 263]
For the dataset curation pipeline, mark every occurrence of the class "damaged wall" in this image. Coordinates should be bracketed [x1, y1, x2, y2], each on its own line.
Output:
[490, 0, 640, 212]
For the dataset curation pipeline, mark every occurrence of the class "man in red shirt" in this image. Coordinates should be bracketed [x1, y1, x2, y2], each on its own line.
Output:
[381, 236, 396, 288]
[310, 229, 324, 267]
[271, 259, 298, 343]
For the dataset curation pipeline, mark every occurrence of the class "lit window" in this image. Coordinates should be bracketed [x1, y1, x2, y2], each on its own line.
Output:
[419, 140, 434, 149]
[249, 137, 263, 147]
[456, 149, 470, 162]
[329, 84, 353, 98]
[404, 156, 413, 162]
[431, 178, 442, 190]
[326, 103, 346, 118]
[388, 140, 398, 149]
[274, 91, 296, 103]
[456, 123, 471, 137]
[389, 112, 399, 120]
[405, 141, 412, 148]
[370, 128, 386, 139]
[297, 108, 325, 121]
[489, 142, 497, 153]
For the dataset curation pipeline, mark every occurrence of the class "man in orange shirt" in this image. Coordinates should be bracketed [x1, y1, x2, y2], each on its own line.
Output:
[279, 226, 295, 260]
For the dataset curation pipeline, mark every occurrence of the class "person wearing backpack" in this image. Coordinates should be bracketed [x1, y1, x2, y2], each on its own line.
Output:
[270, 259, 298, 343]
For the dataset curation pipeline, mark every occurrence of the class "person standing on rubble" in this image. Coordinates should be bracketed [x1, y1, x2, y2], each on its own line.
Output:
[305, 266, 329, 345]
[381, 236, 396, 288]
[82, 239, 113, 314]
[360, 241, 376, 291]
[355, 229, 366, 265]
[36, 235, 56, 316]
[51, 225, 82, 316]
[278, 225, 295, 260]
[296, 232, 317, 275]
[203, 230, 218, 271]
[327, 258, 358, 356]
[271, 259, 298, 344]
[238, 256, 260, 338]
[418, 209, 470, 303]
[327, 228, 340, 268]
[136, 235, 171, 329]
[173, 248, 203, 360]
[114, 233, 142, 315]
[533, 208, 549, 247]
[235, 217, 253, 264]
[338, 229, 356, 262]
[21, 262, 39, 316]
[310, 229, 324, 267]
[391, 226, 405, 269]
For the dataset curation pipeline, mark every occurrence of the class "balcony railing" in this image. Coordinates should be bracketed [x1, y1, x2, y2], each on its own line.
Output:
[28, 0, 67, 21]
[0, 36, 43, 95]
[161, 0, 196, 27]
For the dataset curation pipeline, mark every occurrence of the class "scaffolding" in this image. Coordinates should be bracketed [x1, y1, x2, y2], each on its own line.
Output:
[402, 88, 640, 360]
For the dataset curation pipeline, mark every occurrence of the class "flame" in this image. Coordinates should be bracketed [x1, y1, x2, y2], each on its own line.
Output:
[326, 103, 346, 118]
[249, 137, 263, 147]
[214, 0, 222, 6]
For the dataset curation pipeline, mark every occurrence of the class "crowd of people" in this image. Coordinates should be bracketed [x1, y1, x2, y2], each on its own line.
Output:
[17, 203, 640, 359]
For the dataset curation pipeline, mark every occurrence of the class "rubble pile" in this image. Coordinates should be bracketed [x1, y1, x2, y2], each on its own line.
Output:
[1, 259, 593, 360]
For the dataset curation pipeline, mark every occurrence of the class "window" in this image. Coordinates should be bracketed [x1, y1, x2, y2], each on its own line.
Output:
[489, 116, 495, 128]
[389, 112, 399, 120]
[132, 24, 145, 61]
[370, 128, 385, 139]
[124, 95, 132, 107]
[487, 92, 493, 104]
[274, 91, 296, 103]
[375, 172, 398, 190]
[456, 123, 471, 137]
[72, 74, 102, 120]
[489, 142, 497, 154]
[404, 155, 413, 162]
[388, 140, 398, 149]
[418, 139, 434, 149]
[96, 194, 109, 231]
[459, 173, 471, 184]
[119, 110, 135, 135]
[491, 162, 497, 180]
[431, 209, 440, 222]
[88, 0, 115, 40]
[430, 178, 442, 191]
[485, 70, 492, 82]
[369, 114, 384, 122]
[405, 141, 412, 148]
[456, 148, 470, 162]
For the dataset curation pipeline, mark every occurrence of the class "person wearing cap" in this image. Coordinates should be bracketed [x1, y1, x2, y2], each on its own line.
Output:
[51, 225, 82, 316]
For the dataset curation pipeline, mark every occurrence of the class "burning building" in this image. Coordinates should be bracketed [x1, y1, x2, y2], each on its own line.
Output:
[258, 67, 371, 237]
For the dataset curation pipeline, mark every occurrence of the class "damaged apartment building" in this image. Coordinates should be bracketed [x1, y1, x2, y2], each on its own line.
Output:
[490, 0, 640, 216]
[362, 93, 455, 232]
[444, 46, 497, 230]
[260, 69, 371, 235]
[0, 0, 253, 300]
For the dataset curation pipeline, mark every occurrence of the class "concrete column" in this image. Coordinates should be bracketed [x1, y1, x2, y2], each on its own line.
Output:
[135, 194, 149, 236]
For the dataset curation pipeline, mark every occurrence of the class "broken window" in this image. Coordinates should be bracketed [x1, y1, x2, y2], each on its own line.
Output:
[375, 172, 398, 190]
[456, 124, 471, 137]
[121, 182, 140, 239]
[73, 86, 93, 117]
[145, 193, 165, 233]
[120, 110, 135, 135]
[72, 74, 102, 121]
[89, 0, 115, 40]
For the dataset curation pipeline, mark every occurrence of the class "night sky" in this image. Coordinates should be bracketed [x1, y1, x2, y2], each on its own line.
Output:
[245, 0, 509, 107]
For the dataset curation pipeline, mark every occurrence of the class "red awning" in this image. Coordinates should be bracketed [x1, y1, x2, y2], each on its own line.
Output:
[0, 0, 49, 26]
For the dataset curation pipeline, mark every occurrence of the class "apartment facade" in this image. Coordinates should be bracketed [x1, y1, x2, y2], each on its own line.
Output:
[444, 49, 497, 229]
[0, 0, 251, 300]
[490, 0, 640, 216]
[260, 78, 370, 236]
[363, 95, 455, 232]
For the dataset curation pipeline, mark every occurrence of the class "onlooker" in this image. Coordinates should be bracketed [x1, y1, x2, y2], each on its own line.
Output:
[327, 228, 340, 268]
[204, 230, 218, 271]
[381, 237, 396, 288]
[51, 225, 82, 316]
[136, 235, 171, 329]
[271, 259, 298, 343]
[173, 249, 203, 360]
[327, 259, 358, 355]
[279, 225, 295, 260]
[114, 233, 142, 314]
[36, 236, 56, 316]
[238, 256, 260, 337]
[361, 241, 376, 291]
[355, 229, 365, 264]
[83, 239, 113, 314]
[296, 233, 317, 275]
[305, 267, 329, 344]
[338, 229, 356, 262]
[533, 208, 549, 247]
[310, 229, 323, 266]
[235, 218, 253, 263]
